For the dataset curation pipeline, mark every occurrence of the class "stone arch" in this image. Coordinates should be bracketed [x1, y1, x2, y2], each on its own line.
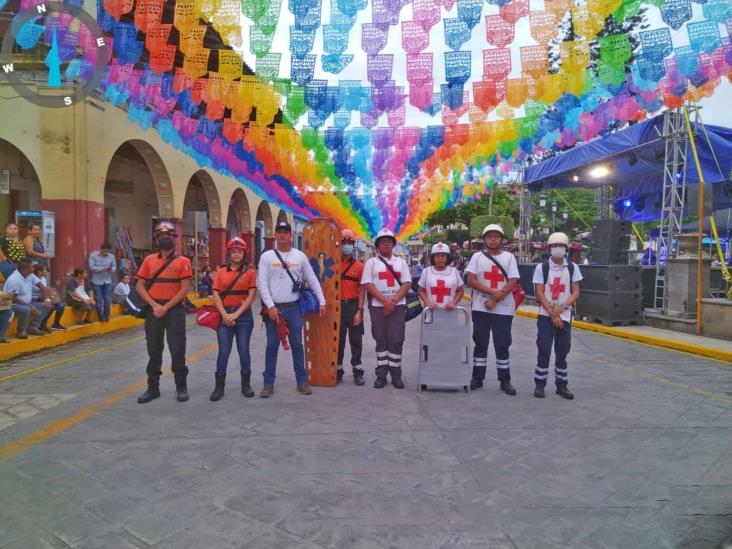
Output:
[188, 170, 223, 228]
[103, 141, 173, 252]
[227, 188, 252, 237]
[276, 209, 289, 226]
[256, 201, 274, 238]
[0, 139, 43, 229]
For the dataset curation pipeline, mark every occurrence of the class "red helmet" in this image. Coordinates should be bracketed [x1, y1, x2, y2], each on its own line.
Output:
[154, 220, 177, 237]
[226, 237, 248, 253]
[341, 229, 356, 242]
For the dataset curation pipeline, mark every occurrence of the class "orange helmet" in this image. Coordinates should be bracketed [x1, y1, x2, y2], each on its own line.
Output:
[341, 229, 356, 242]
[154, 220, 177, 237]
[226, 237, 248, 253]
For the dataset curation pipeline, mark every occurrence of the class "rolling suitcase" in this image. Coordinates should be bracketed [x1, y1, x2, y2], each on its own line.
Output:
[418, 307, 472, 393]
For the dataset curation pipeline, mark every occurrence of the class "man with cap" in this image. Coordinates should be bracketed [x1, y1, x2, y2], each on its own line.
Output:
[257, 220, 326, 398]
[532, 232, 582, 400]
[337, 229, 366, 386]
[361, 228, 411, 388]
[136, 220, 193, 403]
[465, 224, 520, 395]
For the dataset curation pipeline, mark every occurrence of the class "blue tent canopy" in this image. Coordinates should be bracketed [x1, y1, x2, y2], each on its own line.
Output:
[524, 115, 732, 221]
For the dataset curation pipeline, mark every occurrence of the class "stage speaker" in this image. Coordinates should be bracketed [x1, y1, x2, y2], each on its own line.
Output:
[592, 233, 631, 251]
[518, 263, 538, 297]
[686, 184, 713, 218]
[580, 265, 642, 292]
[575, 289, 642, 323]
[593, 218, 632, 236]
[589, 248, 630, 265]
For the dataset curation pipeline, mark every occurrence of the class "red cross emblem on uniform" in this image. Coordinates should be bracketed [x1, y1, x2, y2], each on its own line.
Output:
[549, 277, 566, 300]
[483, 265, 505, 288]
[378, 269, 398, 287]
[429, 279, 452, 303]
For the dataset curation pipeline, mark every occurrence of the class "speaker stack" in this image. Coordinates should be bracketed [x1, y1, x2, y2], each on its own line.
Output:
[579, 220, 641, 325]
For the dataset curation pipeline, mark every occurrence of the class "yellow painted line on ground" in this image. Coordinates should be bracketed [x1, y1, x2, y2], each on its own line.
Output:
[0, 336, 145, 383]
[0, 342, 218, 462]
[515, 309, 732, 364]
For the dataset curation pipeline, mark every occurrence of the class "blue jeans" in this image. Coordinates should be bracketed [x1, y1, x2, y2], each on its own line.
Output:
[215, 308, 254, 375]
[0, 309, 12, 340]
[263, 302, 306, 385]
[92, 283, 112, 321]
[11, 302, 45, 332]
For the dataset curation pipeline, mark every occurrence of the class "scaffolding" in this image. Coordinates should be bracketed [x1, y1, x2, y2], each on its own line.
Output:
[653, 106, 699, 312]
[518, 173, 532, 263]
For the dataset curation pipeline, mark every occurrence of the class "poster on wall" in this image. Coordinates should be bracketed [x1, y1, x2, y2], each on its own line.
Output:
[0, 170, 9, 194]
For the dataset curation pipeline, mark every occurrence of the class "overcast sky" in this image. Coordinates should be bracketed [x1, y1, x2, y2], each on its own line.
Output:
[236, 0, 731, 129]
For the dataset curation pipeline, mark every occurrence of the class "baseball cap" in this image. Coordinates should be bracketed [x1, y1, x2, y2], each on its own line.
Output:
[275, 221, 292, 232]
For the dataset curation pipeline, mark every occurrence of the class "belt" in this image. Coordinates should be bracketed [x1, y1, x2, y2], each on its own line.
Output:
[274, 300, 299, 307]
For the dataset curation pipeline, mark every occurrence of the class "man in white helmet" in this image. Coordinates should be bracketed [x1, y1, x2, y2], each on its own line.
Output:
[531, 232, 582, 399]
[465, 224, 521, 395]
[361, 228, 411, 388]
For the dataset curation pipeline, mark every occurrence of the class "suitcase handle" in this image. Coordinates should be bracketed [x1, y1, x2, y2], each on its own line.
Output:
[422, 345, 428, 362]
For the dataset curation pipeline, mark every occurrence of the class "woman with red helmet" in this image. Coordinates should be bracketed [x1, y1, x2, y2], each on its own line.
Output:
[209, 236, 258, 401]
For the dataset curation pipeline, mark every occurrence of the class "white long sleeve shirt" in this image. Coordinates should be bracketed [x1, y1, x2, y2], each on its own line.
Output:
[257, 247, 326, 309]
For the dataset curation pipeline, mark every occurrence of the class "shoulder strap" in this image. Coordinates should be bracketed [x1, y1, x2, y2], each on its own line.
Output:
[482, 250, 509, 281]
[542, 260, 550, 285]
[341, 257, 357, 280]
[378, 256, 403, 286]
[568, 261, 575, 280]
[220, 267, 248, 297]
[145, 255, 176, 290]
[273, 249, 299, 285]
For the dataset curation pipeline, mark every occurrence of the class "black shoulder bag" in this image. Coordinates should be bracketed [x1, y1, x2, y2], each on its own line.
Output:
[377, 257, 423, 322]
[128, 256, 176, 318]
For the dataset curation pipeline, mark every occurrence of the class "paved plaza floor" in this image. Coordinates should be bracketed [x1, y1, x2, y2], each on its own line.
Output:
[0, 314, 731, 549]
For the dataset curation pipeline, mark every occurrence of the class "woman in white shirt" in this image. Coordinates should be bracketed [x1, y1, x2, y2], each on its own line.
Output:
[418, 242, 464, 310]
[112, 274, 131, 304]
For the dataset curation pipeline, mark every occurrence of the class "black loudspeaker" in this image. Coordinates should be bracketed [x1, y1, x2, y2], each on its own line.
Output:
[589, 248, 630, 265]
[592, 233, 631, 251]
[580, 265, 642, 292]
[575, 289, 642, 324]
[593, 219, 632, 235]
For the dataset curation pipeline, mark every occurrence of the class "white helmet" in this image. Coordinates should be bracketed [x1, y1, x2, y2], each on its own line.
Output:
[547, 232, 569, 247]
[374, 228, 397, 246]
[430, 242, 450, 256]
[482, 223, 505, 237]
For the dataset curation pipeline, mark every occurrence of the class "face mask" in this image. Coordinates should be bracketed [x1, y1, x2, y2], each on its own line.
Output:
[158, 237, 175, 251]
[342, 244, 354, 256]
[550, 247, 566, 258]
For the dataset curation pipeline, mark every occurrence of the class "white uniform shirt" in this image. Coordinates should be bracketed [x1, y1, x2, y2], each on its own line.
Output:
[257, 248, 326, 309]
[361, 255, 410, 307]
[532, 259, 583, 322]
[417, 266, 464, 308]
[465, 250, 520, 316]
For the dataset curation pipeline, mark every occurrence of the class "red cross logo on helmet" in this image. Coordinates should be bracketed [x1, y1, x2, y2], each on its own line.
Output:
[226, 237, 248, 253]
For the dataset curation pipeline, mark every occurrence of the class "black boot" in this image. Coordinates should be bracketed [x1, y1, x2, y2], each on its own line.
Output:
[500, 380, 517, 396]
[556, 385, 574, 400]
[336, 368, 344, 384]
[374, 376, 387, 389]
[470, 366, 486, 390]
[210, 373, 226, 401]
[353, 368, 365, 386]
[176, 383, 189, 402]
[390, 368, 405, 389]
[534, 385, 545, 399]
[137, 381, 160, 404]
[241, 371, 255, 398]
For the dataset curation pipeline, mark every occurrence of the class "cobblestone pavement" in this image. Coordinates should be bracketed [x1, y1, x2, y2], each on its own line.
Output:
[1, 314, 731, 549]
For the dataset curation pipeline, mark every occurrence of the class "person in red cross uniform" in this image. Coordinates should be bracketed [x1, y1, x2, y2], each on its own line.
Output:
[337, 229, 366, 386]
[465, 224, 521, 395]
[532, 232, 582, 400]
[361, 228, 411, 389]
[417, 242, 464, 311]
